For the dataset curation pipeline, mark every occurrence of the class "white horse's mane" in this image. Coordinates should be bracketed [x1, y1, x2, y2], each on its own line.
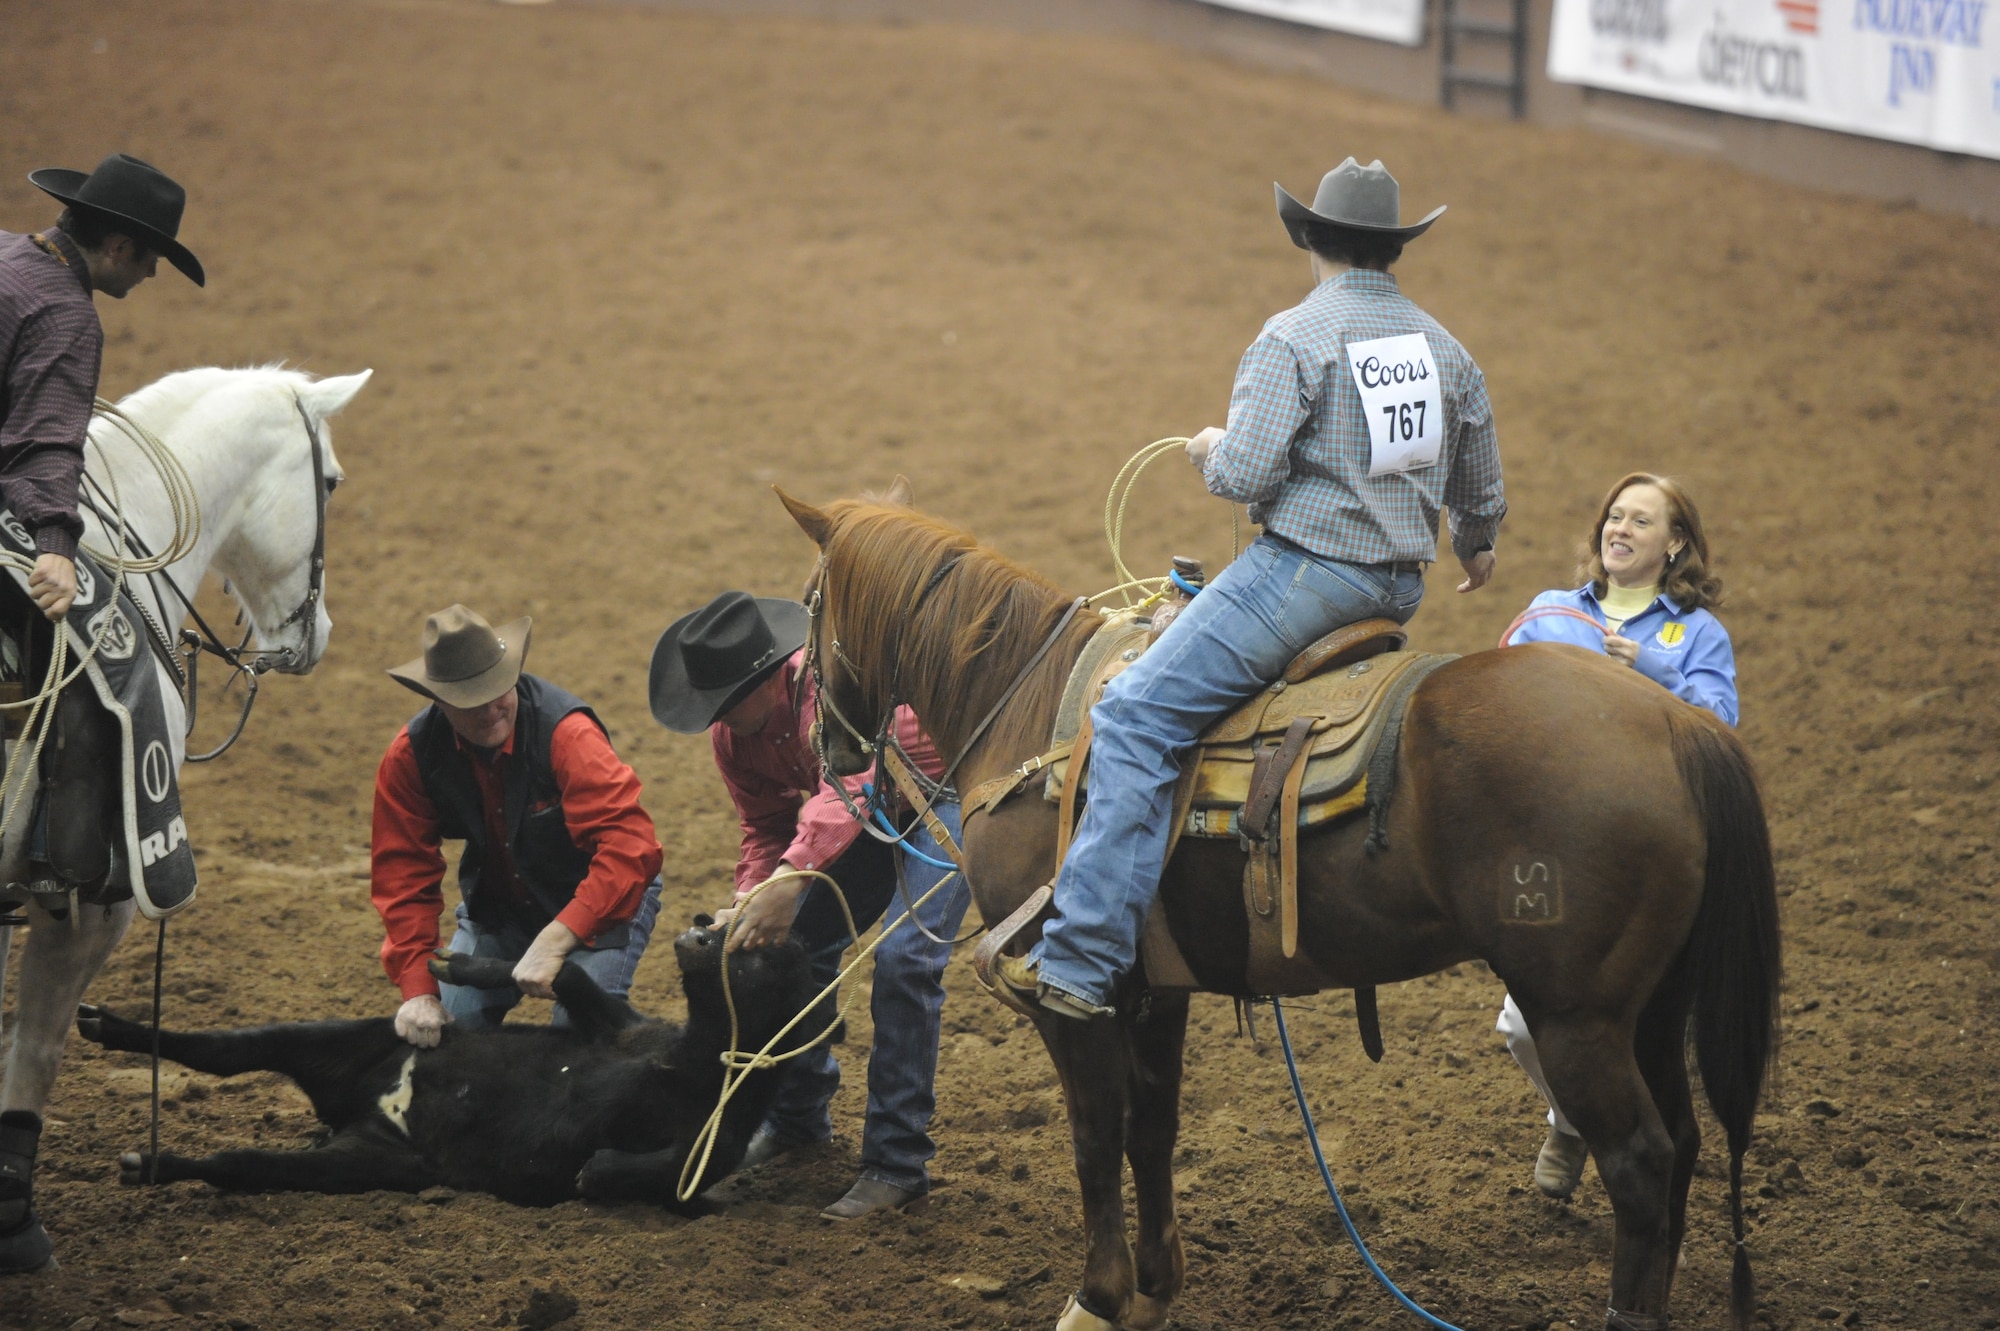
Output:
[113, 364, 336, 425]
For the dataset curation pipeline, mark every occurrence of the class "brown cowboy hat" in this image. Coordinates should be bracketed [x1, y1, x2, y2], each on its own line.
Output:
[387, 604, 532, 709]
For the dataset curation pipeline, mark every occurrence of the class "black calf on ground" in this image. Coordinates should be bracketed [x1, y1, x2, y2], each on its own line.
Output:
[76, 922, 823, 1208]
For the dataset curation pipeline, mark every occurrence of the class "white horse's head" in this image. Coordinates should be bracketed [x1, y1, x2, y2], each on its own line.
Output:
[107, 366, 371, 677]
[214, 369, 369, 675]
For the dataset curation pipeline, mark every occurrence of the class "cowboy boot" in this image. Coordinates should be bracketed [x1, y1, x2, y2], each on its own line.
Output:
[0, 1111, 56, 1274]
[993, 953, 1114, 1022]
[820, 1175, 929, 1221]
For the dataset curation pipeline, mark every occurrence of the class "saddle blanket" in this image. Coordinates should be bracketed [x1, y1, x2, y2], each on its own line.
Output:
[0, 508, 197, 918]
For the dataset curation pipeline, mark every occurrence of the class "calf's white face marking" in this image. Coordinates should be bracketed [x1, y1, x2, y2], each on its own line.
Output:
[378, 1053, 418, 1137]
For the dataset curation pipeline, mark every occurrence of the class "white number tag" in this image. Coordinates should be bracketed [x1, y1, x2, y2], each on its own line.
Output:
[1346, 332, 1443, 477]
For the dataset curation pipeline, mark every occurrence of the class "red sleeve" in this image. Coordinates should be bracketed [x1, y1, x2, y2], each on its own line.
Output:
[712, 725, 808, 895]
[371, 728, 449, 1001]
[546, 712, 664, 944]
[783, 775, 867, 881]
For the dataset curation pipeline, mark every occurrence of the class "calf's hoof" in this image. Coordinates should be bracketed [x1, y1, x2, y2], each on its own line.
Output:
[119, 1152, 168, 1187]
[0, 1217, 56, 1275]
[428, 953, 518, 990]
[74, 1003, 128, 1046]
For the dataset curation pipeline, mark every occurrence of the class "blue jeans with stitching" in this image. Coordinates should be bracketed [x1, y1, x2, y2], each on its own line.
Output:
[1032, 534, 1424, 1010]
[761, 806, 970, 1195]
[437, 877, 664, 1028]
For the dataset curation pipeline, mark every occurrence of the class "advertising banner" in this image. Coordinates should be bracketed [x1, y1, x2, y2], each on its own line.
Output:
[1197, 0, 1428, 47]
[1547, 0, 2000, 159]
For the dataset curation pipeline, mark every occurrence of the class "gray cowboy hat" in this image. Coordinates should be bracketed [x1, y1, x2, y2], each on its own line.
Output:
[387, 604, 532, 709]
[649, 592, 809, 734]
[1275, 157, 1445, 249]
[29, 153, 205, 286]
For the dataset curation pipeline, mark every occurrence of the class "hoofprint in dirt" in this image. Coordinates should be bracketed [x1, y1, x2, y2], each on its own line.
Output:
[1, 1, 1995, 1328]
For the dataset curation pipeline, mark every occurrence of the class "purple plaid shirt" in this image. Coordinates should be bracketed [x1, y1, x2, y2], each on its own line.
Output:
[0, 227, 101, 558]
[1202, 269, 1504, 565]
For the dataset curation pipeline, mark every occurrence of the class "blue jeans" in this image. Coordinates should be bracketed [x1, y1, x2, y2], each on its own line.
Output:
[1033, 535, 1425, 1009]
[437, 877, 665, 1029]
[762, 806, 970, 1195]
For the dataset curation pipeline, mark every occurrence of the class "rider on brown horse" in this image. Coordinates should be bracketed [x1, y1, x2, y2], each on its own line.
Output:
[996, 157, 1508, 1020]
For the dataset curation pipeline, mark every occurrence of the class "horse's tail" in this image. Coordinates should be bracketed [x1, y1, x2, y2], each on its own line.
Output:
[1670, 708, 1782, 1331]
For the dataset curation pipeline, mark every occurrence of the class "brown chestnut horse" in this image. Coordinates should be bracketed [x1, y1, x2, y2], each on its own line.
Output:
[781, 487, 1780, 1331]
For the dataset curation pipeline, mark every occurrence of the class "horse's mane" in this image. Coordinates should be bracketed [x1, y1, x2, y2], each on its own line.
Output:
[114, 363, 316, 418]
[822, 498, 1081, 765]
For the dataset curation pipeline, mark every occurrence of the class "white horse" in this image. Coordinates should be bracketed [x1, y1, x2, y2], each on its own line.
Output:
[0, 365, 369, 1273]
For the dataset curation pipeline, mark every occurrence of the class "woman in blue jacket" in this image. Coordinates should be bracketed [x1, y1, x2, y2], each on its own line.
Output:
[1497, 471, 1738, 1199]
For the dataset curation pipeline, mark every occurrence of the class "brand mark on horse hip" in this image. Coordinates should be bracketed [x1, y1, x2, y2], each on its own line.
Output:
[1500, 858, 1564, 924]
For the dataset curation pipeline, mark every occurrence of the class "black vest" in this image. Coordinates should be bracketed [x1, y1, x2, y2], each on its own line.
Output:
[408, 674, 610, 938]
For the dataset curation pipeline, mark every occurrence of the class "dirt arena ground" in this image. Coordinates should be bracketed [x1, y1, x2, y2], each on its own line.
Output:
[2, 1, 1996, 1327]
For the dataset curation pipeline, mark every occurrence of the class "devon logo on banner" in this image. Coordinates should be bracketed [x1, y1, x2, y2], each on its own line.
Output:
[1548, 0, 1999, 158]
[1197, 0, 1428, 47]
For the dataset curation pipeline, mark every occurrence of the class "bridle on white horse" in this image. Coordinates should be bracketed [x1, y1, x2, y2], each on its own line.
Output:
[76, 394, 332, 761]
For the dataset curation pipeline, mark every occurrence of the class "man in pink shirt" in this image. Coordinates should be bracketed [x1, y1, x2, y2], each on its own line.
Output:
[651, 591, 969, 1219]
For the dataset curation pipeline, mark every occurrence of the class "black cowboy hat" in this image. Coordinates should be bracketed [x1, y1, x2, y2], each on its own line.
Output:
[649, 592, 810, 734]
[29, 153, 205, 286]
[1275, 157, 1445, 249]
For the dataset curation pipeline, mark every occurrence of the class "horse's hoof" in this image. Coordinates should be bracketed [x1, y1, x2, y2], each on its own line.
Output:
[1056, 1294, 1119, 1331]
[1122, 1292, 1173, 1331]
[0, 1217, 56, 1275]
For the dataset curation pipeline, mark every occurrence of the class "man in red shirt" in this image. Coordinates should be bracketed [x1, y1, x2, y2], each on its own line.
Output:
[372, 605, 663, 1047]
[651, 591, 970, 1219]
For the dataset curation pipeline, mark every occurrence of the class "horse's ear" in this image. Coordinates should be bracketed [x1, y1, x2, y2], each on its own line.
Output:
[775, 487, 833, 547]
[884, 475, 914, 507]
[299, 369, 373, 419]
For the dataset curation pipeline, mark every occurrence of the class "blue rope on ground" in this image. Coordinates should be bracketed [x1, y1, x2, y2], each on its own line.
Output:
[1270, 997, 1466, 1331]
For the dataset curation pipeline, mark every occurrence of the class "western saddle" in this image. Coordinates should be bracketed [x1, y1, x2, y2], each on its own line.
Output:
[965, 607, 1454, 1035]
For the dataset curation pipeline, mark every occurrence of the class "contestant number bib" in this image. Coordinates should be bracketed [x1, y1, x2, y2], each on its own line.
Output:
[1346, 333, 1443, 477]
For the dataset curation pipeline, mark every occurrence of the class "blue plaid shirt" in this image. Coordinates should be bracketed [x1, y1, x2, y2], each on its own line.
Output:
[1202, 269, 1505, 564]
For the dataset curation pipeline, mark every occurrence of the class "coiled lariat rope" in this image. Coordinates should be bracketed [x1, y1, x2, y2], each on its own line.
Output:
[1098, 437, 1241, 610]
[0, 400, 201, 852]
[677, 861, 961, 1203]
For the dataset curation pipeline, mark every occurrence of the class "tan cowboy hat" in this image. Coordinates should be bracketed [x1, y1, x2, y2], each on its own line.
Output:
[387, 604, 532, 708]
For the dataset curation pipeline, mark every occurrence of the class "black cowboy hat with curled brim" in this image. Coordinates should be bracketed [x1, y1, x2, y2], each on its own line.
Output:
[29, 153, 205, 286]
[649, 592, 810, 734]
[387, 604, 532, 710]
[1275, 157, 1446, 249]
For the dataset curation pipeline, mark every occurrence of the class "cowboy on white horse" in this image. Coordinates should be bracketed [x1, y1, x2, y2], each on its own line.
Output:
[0, 152, 204, 1275]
